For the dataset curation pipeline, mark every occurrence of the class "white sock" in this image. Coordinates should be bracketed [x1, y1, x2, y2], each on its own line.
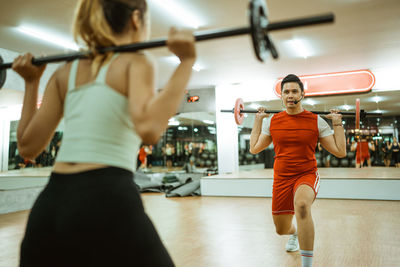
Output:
[292, 228, 297, 236]
[300, 250, 313, 267]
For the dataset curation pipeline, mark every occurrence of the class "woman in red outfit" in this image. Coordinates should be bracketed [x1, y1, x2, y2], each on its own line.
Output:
[249, 74, 346, 267]
[351, 136, 375, 168]
[138, 144, 147, 169]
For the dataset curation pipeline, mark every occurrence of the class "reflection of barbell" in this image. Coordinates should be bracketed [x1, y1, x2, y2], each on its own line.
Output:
[0, 0, 335, 89]
[220, 98, 382, 127]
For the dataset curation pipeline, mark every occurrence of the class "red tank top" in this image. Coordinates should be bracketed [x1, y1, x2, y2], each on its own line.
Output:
[139, 147, 146, 162]
[356, 141, 370, 156]
[270, 110, 319, 177]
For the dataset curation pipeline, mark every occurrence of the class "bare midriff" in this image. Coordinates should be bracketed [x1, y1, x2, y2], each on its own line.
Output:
[53, 162, 109, 174]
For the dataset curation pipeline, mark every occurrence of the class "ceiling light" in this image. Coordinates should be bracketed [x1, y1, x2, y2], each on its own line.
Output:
[342, 105, 351, 111]
[149, 0, 204, 29]
[203, 120, 214, 124]
[192, 64, 204, 72]
[165, 56, 204, 72]
[288, 39, 312, 59]
[16, 25, 80, 51]
[372, 96, 381, 103]
[304, 99, 316, 106]
[168, 121, 179, 126]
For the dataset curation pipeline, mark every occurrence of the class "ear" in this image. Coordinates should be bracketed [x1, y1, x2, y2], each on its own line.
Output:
[130, 10, 143, 31]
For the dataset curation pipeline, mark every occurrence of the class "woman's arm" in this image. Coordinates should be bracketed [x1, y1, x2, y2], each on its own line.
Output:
[13, 53, 63, 159]
[128, 29, 196, 144]
[350, 142, 357, 151]
[369, 142, 375, 151]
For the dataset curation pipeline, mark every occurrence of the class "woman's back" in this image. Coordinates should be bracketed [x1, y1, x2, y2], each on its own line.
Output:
[53, 53, 145, 173]
[55, 54, 143, 173]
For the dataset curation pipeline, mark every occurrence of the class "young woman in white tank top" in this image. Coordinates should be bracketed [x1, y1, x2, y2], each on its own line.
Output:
[12, 0, 195, 265]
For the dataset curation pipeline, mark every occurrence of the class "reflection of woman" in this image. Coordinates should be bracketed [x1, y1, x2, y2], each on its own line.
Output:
[392, 137, 399, 168]
[138, 145, 147, 169]
[382, 140, 392, 167]
[351, 136, 375, 168]
[145, 145, 153, 168]
[165, 143, 174, 168]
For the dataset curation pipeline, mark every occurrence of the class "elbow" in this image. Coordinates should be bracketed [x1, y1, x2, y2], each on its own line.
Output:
[132, 119, 160, 145]
[141, 134, 160, 145]
[249, 147, 257, 154]
[136, 127, 161, 145]
[17, 143, 38, 160]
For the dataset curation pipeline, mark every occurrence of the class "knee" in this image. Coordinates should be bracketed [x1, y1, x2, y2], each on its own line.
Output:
[294, 200, 310, 220]
[275, 226, 289, 236]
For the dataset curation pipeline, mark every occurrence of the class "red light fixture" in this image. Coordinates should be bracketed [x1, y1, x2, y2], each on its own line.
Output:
[187, 95, 200, 103]
[274, 70, 375, 97]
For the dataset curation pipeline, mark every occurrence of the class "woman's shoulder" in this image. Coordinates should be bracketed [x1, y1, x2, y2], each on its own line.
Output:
[54, 61, 73, 80]
[120, 52, 155, 68]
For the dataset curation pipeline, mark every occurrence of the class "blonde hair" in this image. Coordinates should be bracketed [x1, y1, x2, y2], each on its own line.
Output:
[72, 0, 147, 76]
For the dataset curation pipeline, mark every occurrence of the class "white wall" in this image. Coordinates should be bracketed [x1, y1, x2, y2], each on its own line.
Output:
[215, 82, 278, 174]
[215, 85, 240, 173]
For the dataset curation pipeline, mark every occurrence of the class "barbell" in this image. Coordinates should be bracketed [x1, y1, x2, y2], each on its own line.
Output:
[0, 0, 335, 89]
[221, 98, 382, 127]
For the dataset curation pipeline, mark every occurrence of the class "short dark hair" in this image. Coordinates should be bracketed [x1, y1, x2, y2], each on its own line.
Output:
[281, 74, 304, 92]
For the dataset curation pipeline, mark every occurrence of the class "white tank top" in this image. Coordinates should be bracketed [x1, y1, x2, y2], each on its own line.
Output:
[56, 55, 141, 171]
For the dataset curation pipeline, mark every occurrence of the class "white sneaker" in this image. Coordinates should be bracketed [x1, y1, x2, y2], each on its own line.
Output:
[286, 234, 299, 252]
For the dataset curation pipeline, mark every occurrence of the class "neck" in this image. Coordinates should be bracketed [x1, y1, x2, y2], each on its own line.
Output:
[286, 105, 304, 115]
[114, 32, 142, 46]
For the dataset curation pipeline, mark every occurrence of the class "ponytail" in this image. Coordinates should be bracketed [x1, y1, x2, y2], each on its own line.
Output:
[72, 0, 147, 76]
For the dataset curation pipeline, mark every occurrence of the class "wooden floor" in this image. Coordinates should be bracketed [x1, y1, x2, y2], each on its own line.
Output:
[1, 194, 400, 267]
[203, 167, 400, 180]
[2, 167, 398, 180]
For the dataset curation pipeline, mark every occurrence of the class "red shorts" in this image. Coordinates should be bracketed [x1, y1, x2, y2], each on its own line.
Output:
[356, 154, 370, 164]
[272, 169, 320, 215]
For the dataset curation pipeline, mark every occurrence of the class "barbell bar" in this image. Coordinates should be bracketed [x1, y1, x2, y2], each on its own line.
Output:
[0, 0, 335, 89]
[221, 98, 382, 126]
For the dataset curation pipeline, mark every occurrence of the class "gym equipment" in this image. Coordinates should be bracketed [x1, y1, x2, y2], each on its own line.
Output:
[0, 0, 335, 89]
[222, 98, 382, 126]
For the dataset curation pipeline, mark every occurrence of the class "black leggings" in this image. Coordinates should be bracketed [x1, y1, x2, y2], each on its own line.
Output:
[393, 151, 399, 163]
[20, 167, 174, 267]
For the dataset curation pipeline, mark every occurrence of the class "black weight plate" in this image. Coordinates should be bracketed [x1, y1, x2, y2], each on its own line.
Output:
[249, 0, 269, 62]
[0, 56, 6, 90]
